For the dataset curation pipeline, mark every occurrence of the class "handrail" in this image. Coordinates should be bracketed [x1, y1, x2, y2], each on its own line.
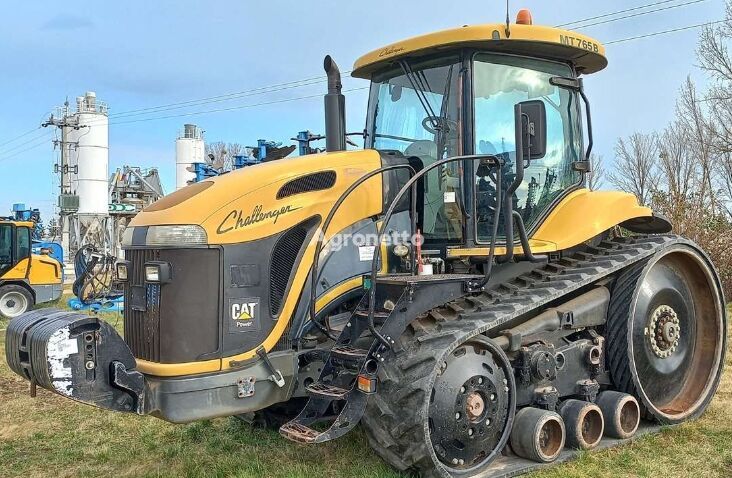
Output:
[367, 154, 502, 347]
[308, 163, 417, 340]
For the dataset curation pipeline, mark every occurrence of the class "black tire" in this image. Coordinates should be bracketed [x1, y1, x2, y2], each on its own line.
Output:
[361, 308, 515, 478]
[0, 284, 34, 319]
[606, 242, 726, 424]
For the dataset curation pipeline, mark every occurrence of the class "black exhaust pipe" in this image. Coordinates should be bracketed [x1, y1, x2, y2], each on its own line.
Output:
[324, 55, 346, 152]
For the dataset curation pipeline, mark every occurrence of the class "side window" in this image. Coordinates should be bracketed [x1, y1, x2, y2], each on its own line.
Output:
[0, 224, 12, 275]
[15, 227, 31, 261]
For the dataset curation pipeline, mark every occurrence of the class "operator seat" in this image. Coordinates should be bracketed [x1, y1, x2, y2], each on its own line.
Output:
[404, 141, 441, 236]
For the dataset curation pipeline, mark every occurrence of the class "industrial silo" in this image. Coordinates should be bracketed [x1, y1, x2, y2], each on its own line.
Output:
[64, 91, 110, 259]
[175, 124, 204, 190]
[70, 92, 109, 215]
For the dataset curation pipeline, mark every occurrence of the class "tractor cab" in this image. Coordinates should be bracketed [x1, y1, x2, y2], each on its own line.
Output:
[354, 14, 608, 257]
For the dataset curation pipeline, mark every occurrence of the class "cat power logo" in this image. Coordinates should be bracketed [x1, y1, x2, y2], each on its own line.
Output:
[229, 298, 260, 333]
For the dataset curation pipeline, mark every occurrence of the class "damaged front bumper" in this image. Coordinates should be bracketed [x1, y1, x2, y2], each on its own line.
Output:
[4, 309, 296, 423]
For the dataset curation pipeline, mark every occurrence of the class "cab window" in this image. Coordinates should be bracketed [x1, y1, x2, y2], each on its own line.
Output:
[16, 227, 31, 261]
[0, 224, 11, 275]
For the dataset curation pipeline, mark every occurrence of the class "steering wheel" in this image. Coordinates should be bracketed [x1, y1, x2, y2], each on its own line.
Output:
[421, 116, 458, 135]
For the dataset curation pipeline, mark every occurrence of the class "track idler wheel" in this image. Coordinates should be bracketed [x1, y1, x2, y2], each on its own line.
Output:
[510, 407, 565, 463]
[560, 400, 604, 450]
[596, 391, 640, 439]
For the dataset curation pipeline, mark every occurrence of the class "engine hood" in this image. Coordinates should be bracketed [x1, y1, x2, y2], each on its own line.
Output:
[129, 149, 384, 245]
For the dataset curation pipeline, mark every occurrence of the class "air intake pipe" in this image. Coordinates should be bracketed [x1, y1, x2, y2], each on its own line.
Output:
[324, 55, 347, 152]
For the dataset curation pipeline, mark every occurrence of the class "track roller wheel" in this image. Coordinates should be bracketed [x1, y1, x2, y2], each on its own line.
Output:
[362, 326, 515, 477]
[596, 391, 640, 439]
[510, 407, 565, 463]
[607, 243, 727, 424]
[559, 400, 604, 450]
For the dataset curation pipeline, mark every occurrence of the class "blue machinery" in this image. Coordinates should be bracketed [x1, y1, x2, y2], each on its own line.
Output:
[187, 131, 326, 184]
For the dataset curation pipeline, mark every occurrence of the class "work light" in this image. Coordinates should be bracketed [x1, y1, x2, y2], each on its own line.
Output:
[116, 261, 130, 282]
[144, 261, 172, 284]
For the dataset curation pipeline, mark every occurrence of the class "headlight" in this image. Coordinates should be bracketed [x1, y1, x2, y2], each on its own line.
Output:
[146, 225, 207, 246]
[122, 225, 208, 247]
[116, 261, 130, 282]
[144, 261, 172, 284]
[393, 243, 410, 257]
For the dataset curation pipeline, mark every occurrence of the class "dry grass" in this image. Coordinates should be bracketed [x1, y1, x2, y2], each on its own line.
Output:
[0, 304, 730, 478]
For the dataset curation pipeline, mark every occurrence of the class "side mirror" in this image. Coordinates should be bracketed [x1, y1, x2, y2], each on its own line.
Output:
[515, 100, 547, 160]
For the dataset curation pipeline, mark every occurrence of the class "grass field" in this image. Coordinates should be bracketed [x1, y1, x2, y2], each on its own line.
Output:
[0, 304, 730, 478]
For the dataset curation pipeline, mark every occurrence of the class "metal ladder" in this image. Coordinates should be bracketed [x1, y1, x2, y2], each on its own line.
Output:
[279, 287, 403, 443]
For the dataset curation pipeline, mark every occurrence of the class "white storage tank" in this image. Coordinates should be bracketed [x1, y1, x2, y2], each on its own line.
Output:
[175, 124, 204, 190]
[67, 91, 110, 215]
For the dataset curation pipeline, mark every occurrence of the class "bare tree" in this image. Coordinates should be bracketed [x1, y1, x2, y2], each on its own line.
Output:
[610, 1, 732, 296]
[608, 133, 660, 206]
[205, 142, 247, 171]
[587, 153, 605, 191]
[676, 78, 718, 212]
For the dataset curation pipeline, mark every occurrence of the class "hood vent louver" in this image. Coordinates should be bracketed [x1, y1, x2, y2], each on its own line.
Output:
[277, 171, 337, 199]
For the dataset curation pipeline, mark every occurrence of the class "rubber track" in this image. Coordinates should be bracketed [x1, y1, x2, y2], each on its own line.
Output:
[362, 234, 681, 478]
[605, 261, 648, 404]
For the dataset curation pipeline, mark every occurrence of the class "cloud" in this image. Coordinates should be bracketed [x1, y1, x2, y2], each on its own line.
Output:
[42, 14, 94, 31]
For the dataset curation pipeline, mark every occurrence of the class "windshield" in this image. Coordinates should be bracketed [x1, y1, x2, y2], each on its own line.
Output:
[367, 56, 464, 243]
[473, 53, 582, 242]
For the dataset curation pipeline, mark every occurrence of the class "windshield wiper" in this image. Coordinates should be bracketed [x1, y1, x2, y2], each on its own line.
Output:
[398, 60, 440, 130]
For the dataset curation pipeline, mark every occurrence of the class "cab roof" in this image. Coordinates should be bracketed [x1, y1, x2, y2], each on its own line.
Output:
[352, 23, 607, 79]
[0, 219, 33, 228]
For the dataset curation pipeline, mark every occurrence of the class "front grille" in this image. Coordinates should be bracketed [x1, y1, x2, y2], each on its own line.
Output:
[124, 248, 161, 361]
[276, 171, 337, 199]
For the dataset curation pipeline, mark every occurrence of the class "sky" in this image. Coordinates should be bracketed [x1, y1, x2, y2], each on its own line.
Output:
[0, 0, 724, 221]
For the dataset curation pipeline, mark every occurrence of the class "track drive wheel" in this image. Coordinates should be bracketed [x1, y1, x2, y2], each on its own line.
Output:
[606, 242, 727, 424]
[362, 317, 515, 478]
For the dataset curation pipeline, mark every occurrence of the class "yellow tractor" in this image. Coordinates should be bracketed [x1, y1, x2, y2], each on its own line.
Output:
[5, 11, 727, 477]
[0, 219, 63, 319]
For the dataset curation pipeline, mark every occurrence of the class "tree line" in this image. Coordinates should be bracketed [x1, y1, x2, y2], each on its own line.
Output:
[595, 4, 732, 296]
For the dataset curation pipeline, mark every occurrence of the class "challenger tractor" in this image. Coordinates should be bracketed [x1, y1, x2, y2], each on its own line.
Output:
[5, 10, 727, 477]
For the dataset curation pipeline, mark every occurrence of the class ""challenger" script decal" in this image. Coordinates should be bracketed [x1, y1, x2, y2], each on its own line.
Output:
[217, 204, 301, 234]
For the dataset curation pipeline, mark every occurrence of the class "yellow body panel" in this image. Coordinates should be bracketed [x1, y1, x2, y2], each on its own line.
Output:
[2, 258, 30, 280]
[447, 189, 651, 258]
[353, 23, 607, 78]
[28, 255, 63, 285]
[1, 255, 62, 286]
[315, 277, 365, 311]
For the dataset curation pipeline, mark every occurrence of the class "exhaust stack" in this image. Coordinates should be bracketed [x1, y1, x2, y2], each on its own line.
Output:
[323, 55, 347, 152]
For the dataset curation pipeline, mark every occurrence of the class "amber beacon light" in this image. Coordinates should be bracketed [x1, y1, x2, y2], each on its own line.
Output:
[516, 8, 533, 25]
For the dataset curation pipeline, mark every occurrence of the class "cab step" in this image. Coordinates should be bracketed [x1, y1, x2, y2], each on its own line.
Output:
[305, 382, 349, 400]
[353, 310, 391, 321]
[331, 345, 369, 361]
[279, 422, 321, 443]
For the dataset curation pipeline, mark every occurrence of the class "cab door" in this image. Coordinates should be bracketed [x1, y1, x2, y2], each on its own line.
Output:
[0, 224, 31, 280]
[0, 224, 12, 278]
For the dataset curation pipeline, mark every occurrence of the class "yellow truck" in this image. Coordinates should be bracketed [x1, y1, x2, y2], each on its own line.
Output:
[0, 220, 63, 318]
